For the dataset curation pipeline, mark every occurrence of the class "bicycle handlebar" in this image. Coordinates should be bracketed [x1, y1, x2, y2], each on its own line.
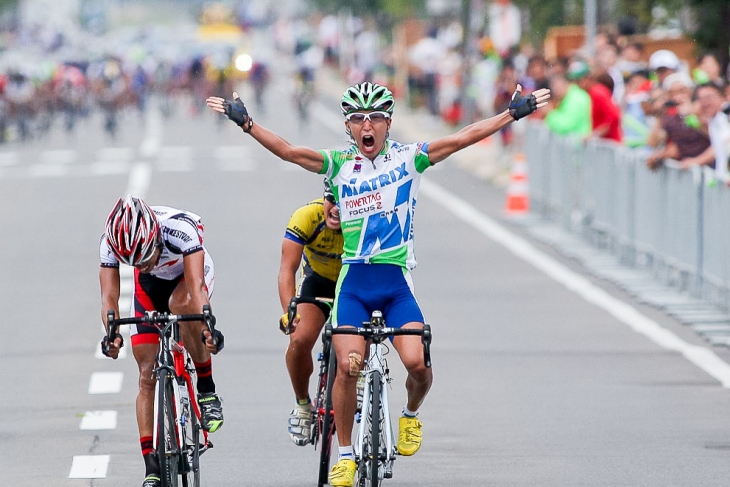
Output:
[105, 305, 217, 354]
[282, 295, 334, 335]
[323, 320, 432, 368]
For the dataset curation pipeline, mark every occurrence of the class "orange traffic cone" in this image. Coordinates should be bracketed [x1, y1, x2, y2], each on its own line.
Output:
[504, 152, 529, 216]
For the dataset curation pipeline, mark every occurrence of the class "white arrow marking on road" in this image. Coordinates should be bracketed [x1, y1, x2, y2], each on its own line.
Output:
[80, 411, 118, 430]
[420, 177, 730, 388]
[68, 455, 110, 478]
[88, 372, 123, 394]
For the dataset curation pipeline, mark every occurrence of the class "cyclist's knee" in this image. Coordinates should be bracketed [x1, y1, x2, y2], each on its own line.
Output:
[336, 351, 362, 379]
[405, 360, 431, 382]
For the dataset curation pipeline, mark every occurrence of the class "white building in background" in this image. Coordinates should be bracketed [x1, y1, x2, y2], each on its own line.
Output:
[20, 0, 81, 28]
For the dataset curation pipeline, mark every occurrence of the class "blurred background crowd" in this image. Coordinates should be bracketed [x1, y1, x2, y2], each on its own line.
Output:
[0, 0, 728, 177]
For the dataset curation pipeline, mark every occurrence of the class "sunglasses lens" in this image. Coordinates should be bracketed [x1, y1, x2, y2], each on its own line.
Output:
[348, 114, 366, 124]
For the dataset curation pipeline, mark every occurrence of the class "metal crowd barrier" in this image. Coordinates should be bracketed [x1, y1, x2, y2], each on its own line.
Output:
[525, 121, 730, 312]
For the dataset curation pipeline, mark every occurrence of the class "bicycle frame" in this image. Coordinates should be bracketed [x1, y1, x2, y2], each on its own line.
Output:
[106, 306, 217, 487]
[324, 311, 432, 487]
[285, 295, 336, 487]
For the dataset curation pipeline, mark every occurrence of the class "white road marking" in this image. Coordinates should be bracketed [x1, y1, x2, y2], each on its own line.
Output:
[156, 159, 194, 172]
[128, 162, 151, 197]
[28, 163, 68, 177]
[215, 145, 250, 159]
[68, 455, 110, 478]
[91, 161, 130, 175]
[88, 372, 124, 394]
[39, 149, 77, 164]
[218, 159, 256, 171]
[140, 108, 163, 158]
[0, 152, 18, 166]
[98, 147, 134, 161]
[80, 411, 118, 430]
[420, 177, 730, 388]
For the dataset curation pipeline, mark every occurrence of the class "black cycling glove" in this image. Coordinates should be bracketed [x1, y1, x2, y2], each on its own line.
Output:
[101, 333, 124, 357]
[223, 96, 253, 132]
[202, 329, 225, 354]
[508, 87, 539, 121]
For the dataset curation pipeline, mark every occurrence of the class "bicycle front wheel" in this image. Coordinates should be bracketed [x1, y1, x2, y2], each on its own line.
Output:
[181, 382, 201, 487]
[317, 345, 337, 487]
[368, 370, 381, 487]
[156, 370, 180, 487]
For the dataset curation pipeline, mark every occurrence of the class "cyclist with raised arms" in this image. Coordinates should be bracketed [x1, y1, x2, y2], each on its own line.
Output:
[279, 180, 343, 446]
[207, 81, 550, 486]
[99, 195, 225, 487]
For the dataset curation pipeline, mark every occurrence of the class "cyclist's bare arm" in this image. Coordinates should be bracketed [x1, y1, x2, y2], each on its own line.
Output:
[99, 266, 122, 357]
[427, 110, 514, 164]
[428, 85, 550, 164]
[182, 250, 217, 353]
[278, 239, 304, 312]
[249, 122, 324, 173]
[206, 93, 324, 173]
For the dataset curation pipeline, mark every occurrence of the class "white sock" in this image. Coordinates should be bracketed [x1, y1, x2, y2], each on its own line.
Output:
[338, 446, 353, 459]
[402, 406, 418, 418]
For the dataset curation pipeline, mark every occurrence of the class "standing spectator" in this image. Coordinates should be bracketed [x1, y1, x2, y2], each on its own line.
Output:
[487, 0, 521, 59]
[471, 37, 501, 119]
[616, 42, 647, 79]
[595, 43, 625, 105]
[353, 22, 380, 82]
[544, 73, 592, 138]
[520, 55, 550, 93]
[408, 27, 447, 116]
[693, 53, 726, 88]
[648, 49, 680, 87]
[692, 83, 730, 179]
[646, 72, 711, 170]
[622, 70, 653, 148]
[493, 60, 519, 145]
[567, 59, 623, 143]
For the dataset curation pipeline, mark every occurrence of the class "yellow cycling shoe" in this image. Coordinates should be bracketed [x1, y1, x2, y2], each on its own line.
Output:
[397, 416, 423, 456]
[329, 458, 357, 487]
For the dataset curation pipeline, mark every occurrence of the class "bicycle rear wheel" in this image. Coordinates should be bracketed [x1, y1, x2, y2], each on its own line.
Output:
[156, 370, 180, 487]
[317, 345, 337, 487]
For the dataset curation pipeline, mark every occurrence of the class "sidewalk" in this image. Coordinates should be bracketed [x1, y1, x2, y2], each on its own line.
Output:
[315, 66, 517, 189]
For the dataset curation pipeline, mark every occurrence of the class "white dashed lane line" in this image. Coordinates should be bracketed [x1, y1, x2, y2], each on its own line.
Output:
[71, 152, 152, 481]
[68, 455, 110, 479]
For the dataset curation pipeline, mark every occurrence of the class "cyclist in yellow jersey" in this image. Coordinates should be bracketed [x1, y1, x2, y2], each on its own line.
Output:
[279, 180, 343, 446]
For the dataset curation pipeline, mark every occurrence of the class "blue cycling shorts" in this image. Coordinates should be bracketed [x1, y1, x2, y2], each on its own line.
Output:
[332, 263, 424, 329]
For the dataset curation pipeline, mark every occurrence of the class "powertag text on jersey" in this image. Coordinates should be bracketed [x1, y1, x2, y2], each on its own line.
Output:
[100, 206, 205, 280]
[318, 140, 431, 269]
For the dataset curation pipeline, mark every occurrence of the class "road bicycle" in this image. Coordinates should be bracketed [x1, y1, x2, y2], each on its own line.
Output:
[105, 305, 218, 487]
[324, 312, 432, 487]
[283, 295, 337, 487]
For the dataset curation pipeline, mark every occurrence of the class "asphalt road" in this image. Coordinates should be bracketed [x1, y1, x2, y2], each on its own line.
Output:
[2, 66, 730, 487]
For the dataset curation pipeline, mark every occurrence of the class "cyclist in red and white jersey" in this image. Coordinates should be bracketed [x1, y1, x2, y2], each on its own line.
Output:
[99, 195, 225, 487]
[207, 81, 550, 486]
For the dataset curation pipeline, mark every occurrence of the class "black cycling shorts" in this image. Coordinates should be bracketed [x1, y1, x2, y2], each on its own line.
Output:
[298, 271, 336, 318]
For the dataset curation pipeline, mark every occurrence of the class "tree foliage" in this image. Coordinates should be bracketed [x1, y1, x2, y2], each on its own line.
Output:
[307, 0, 425, 19]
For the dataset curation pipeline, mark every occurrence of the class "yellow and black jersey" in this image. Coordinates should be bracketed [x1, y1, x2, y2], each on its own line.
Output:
[285, 199, 343, 282]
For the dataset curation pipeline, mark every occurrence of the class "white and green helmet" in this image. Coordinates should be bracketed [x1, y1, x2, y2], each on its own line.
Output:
[340, 82, 395, 115]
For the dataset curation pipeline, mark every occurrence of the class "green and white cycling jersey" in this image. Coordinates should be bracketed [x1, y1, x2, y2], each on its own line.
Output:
[318, 139, 432, 269]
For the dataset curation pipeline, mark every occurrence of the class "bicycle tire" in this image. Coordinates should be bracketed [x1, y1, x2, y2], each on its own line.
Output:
[369, 370, 381, 487]
[181, 381, 201, 487]
[157, 369, 180, 487]
[317, 345, 337, 487]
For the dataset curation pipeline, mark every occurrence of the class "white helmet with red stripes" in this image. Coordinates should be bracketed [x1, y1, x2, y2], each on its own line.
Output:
[105, 195, 160, 266]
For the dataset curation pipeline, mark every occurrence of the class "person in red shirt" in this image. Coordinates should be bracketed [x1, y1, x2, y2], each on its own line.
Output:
[567, 59, 623, 143]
